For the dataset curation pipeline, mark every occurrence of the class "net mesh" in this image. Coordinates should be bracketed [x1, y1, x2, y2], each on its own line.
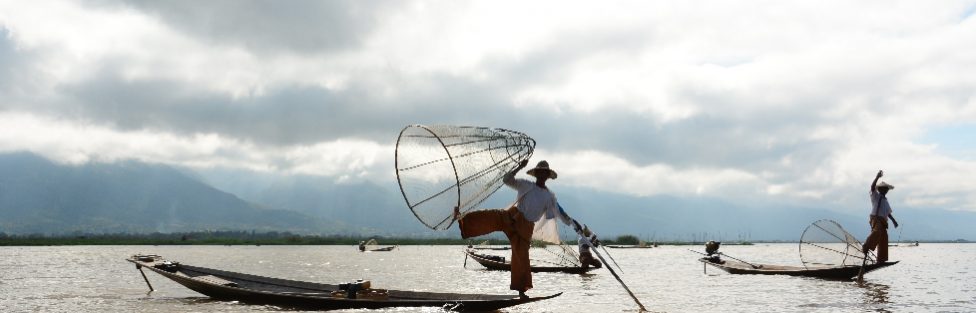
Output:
[799, 219, 875, 269]
[535, 242, 583, 267]
[395, 125, 535, 230]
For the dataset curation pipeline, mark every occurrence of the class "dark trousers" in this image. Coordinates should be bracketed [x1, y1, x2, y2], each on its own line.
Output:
[579, 251, 602, 269]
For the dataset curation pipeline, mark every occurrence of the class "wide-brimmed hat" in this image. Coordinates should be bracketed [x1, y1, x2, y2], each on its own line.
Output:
[526, 160, 557, 179]
[876, 181, 895, 190]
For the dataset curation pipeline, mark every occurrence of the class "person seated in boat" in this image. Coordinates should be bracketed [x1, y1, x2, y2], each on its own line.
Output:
[455, 160, 573, 299]
[577, 225, 602, 269]
[358, 241, 366, 252]
[862, 170, 899, 262]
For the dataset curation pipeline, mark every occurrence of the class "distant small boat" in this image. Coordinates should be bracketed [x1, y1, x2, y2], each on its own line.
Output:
[127, 254, 560, 311]
[359, 239, 397, 252]
[605, 245, 654, 249]
[471, 246, 511, 251]
[606, 240, 656, 249]
[464, 250, 593, 274]
[469, 240, 511, 250]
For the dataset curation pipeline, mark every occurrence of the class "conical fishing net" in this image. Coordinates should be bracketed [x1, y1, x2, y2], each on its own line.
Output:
[533, 242, 583, 267]
[396, 125, 535, 230]
[799, 219, 875, 269]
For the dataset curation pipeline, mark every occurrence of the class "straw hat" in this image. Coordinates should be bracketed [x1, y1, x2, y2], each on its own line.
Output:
[876, 181, 895, 190]
[526, 160, 557, 179]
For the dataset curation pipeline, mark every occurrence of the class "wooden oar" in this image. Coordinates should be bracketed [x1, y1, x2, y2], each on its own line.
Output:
[576, 228, 648, 312]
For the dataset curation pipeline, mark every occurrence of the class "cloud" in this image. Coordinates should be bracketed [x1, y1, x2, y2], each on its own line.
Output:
[1, 1, 976, 213]
[86, 0, 399, 55]
[0, 112, 392, 178]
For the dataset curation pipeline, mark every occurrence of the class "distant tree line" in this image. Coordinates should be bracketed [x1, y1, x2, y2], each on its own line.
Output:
[0, 231, 684, 246]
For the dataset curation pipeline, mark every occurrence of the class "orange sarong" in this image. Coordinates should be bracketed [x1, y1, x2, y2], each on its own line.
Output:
[459, 206, 534, 292]
[862, 215, 889, 262]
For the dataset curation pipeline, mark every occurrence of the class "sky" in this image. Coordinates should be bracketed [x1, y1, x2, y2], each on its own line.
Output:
[1, 0, 975, 214]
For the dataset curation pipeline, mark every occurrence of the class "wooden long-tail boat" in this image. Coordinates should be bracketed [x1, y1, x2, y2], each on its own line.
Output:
[698, 257, 898, 280]
[127, 254, 560, 311]
[464, 250, 594, 274]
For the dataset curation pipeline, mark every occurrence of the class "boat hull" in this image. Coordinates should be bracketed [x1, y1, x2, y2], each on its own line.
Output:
[127, 255, 559, 311]
[699, 258, 899, 280]
[465, 250, 593, 274]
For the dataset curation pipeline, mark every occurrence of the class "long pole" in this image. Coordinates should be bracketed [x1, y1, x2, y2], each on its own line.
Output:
[136, 265, 154, 292]
[577, 229, 647, 312]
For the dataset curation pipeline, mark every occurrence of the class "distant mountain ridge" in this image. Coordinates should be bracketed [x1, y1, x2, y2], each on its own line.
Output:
[2, 152, 975, 241]
[0, 152, 336, 234]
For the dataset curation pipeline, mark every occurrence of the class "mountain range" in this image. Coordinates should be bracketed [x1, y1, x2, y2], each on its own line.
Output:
[1, 152, 974, 241]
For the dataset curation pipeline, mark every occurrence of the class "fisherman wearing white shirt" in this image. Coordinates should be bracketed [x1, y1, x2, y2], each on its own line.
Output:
[455, 160, 572, 299]
[862, 170, 899, 262]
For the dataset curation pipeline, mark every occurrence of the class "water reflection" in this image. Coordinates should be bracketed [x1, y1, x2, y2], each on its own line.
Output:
[860, 281, 891, 312]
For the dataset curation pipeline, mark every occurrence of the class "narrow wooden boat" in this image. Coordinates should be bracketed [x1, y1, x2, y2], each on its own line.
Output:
[605, 245, 654, 249]
[698, 257, 899, 280]
[464, 250, 593, 274]
[127, 254, 560, 311]
[471, 246, 511, 250]
[365, 246, 397, 252]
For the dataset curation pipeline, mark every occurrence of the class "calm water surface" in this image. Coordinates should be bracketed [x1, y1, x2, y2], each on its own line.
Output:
[1, 244, 973, 312]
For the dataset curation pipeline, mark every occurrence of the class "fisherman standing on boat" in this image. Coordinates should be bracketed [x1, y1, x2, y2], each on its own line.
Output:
[455, 160, 573, 299]
[577, 225, 603, 269]
[863, 170, 899, 262]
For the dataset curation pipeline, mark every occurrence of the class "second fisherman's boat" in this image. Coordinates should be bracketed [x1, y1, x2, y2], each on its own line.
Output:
[694, 219, 899, 280]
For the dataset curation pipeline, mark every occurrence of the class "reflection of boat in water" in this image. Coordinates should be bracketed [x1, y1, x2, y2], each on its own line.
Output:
[694, 220, 899, 280]
[127, 254, 560, 311]
[464, 249, 594, 274]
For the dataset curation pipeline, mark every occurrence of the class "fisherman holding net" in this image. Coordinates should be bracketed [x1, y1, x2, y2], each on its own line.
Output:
[862, 170, 899, 262]
[454, 160, 575, 299]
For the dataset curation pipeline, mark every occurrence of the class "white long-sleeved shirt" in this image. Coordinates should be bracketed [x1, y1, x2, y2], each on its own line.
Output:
[503, 169, 559, 223]
[869, 190, 892, 217]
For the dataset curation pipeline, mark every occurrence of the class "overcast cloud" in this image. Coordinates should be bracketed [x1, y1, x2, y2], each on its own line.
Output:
[1, 0, 975, 212]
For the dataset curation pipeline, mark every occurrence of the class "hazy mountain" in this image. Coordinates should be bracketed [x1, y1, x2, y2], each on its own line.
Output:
[195, 170, 433, 236]
[3, 152, 974, 241]
[0, 152, 338, 234]
[199, 169, 976, 242]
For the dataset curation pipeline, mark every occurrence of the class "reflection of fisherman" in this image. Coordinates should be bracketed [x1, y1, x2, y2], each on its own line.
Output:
[358, 241, 366, 252]
[862, 170, 899, 262]
[577, 225, 603, 269]
[455, 160, 572, 299]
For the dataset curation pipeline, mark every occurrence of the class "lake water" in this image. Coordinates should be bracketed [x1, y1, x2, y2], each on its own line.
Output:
[1, 244, 973, 312]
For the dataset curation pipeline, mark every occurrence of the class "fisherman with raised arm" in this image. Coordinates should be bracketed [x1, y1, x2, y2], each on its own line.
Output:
[454, 160, 573, 299]
[862, 170, 899, 262]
